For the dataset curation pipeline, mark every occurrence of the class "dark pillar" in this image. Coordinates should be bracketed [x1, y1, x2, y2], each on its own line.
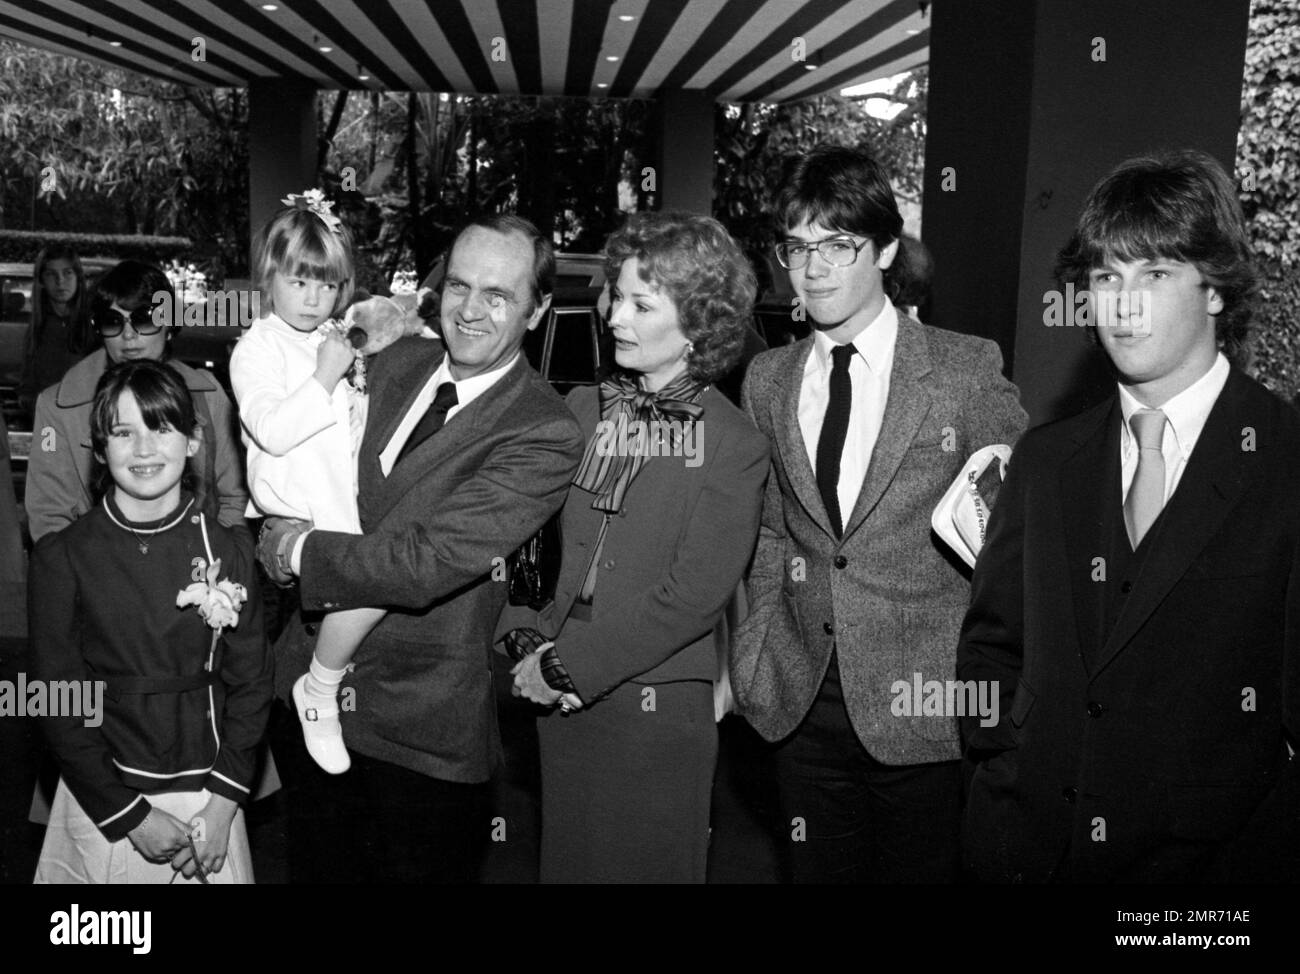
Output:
[248, 79, 318, 265]
[652, 89, 715, 215]
[921, 0, 1252, 424]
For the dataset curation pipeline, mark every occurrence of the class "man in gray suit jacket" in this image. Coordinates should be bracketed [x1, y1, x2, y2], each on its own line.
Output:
[261, 215, 584, 882]
[731, 146, 1027, 882]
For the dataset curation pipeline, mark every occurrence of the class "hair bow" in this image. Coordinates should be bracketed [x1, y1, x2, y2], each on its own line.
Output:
[281, 188, 343, 234]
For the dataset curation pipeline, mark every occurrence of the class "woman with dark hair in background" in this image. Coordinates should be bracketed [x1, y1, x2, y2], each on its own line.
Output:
[503, 211, 769, 883]
[18, 244, 94, 416]
[25, 259, 247, 543]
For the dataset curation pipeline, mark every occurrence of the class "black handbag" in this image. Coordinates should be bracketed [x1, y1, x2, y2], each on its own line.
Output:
[507, 512, 562, 609]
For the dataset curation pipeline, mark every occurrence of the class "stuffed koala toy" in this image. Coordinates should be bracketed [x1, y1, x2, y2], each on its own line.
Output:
[341, 287, 439, 354]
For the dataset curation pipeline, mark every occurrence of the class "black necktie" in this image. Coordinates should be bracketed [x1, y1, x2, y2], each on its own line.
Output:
[396, 381, 458, 464]
[816, 343, 855, 537]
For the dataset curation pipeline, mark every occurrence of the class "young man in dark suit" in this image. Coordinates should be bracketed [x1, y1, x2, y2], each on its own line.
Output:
[731, 145, 1027, 882]
[261, 215, 584, 882]
[959, 150, 1300, 882]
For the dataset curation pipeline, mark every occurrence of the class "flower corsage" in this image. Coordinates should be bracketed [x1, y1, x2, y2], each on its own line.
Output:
[176, 514, 247, 671]
[177, 557, 248, 630]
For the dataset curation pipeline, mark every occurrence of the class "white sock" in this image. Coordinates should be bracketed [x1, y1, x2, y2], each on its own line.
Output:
[293, 662, 351, 775]
[303, 657, 347, 703]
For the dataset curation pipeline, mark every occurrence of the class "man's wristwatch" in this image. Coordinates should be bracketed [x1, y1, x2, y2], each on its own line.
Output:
[273, 523, 301, 582]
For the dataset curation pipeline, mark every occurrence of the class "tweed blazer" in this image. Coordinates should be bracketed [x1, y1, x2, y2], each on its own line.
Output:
[731, 314, 1027, 763]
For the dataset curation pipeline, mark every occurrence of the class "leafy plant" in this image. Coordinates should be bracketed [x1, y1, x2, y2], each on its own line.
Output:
[1238, 0, 1300, 402]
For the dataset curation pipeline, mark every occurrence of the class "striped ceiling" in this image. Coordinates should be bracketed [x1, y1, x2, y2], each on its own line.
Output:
[0, 0, 929, 102]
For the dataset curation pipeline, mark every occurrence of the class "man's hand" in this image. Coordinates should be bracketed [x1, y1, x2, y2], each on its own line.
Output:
[126, 806, 193, 863]
[510, 650, 562, 706]
[257, 517, 313, 586]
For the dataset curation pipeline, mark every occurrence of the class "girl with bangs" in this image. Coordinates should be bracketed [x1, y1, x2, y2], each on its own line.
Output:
[31, 359, 270, 883]
[231, 191, 383, 775]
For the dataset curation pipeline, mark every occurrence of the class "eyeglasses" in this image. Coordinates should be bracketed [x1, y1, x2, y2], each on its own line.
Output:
[774, 236, 872, 269]
[95, 307, 164, 337]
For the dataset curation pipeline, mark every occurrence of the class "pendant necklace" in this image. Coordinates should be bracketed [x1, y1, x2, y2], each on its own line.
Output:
[128, 527, 151, 555]
[104, 495, 194, 555]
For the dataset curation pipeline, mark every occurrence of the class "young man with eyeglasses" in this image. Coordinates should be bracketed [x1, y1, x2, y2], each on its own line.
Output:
[731, 145, 1027, 882]
[25, 259, 248, 541]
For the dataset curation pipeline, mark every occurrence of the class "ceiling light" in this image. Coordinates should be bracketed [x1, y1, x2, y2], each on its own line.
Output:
[804, 63, 816, 71]
[596, 82, 608, 88]
[109, 40, 122, 47]
[319, 46, 333, 53]
[261, 3, 278, 9]
[618, 14, 635, 21]
[605, 55, 619, 62]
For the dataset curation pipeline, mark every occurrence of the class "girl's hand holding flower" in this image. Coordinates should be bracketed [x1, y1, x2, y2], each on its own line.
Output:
[313, 325, 355, 391]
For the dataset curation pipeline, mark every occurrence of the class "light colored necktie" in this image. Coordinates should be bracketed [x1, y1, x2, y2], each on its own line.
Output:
[1125, 408, 1168, 548]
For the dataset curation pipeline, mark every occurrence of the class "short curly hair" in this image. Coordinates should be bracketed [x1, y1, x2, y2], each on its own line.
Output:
[602, 212, 756, 384]
[1054, 149, 1259, 366]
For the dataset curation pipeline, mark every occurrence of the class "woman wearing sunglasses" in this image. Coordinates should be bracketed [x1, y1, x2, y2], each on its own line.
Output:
[25, 260, 249, 543]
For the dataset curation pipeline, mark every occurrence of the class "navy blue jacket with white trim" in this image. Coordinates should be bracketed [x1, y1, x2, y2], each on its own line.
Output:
[29, 493, 271, 841]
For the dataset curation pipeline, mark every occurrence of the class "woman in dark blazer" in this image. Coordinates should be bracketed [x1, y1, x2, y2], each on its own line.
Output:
[507, 211, 769, 883]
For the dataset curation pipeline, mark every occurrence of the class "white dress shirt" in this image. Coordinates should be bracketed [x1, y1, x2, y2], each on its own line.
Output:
[1119, 352, 1230, 506]
[799, 300, 899, 525]
[377, 351, 520, 476]
[292, 351, 520, 572]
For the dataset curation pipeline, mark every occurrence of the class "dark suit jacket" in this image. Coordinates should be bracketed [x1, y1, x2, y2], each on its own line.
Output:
[959, 367, 1300, 882]
[732, 315, 1027, 762]
[276, 338, 585, 783]
[517, 384, 769, 700]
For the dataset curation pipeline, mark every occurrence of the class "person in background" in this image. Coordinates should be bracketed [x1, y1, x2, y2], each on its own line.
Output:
[25, 259, 247, 542]
[504, 211, 769, 883]
[894, 235, 935, 324]
[19, 244, 95, 418]
[0, 409, 24, 637]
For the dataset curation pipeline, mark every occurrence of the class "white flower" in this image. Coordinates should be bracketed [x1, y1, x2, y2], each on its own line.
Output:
[281, 188, 343, 234]
[177, 557, 248, 631]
